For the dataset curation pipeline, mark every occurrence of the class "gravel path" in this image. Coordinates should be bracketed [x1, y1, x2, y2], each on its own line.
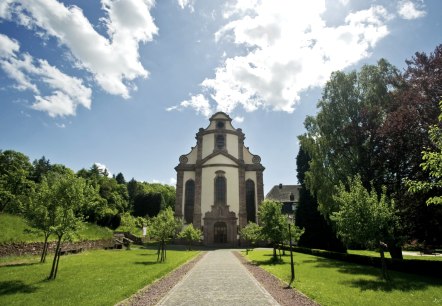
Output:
[118, 249, 318, 306]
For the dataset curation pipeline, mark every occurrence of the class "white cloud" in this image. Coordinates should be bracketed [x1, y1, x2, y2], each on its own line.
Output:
[94, 162, 112, 177]
[233, 116, 244, 123]
[0, 33, 92, 117]
[0, 0, 157, 99]
[167, 94, 213, 117]
[169, 177, 177, 186]
[176, 1, 392, 115]
[177, 0, 195, 12]
[397, 0, 426, 20]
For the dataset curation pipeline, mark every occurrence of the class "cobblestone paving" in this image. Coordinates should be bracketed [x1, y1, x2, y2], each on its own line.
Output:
[156, 249, 280, 306]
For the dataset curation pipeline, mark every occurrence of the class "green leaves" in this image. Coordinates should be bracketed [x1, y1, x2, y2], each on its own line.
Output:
[331, 176, 397, 249]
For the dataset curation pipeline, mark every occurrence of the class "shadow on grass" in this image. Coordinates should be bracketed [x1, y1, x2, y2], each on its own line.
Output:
[251, 254, 285, 266]
[134, 261, 161, 266]
[0, 261, 39, 268]
[298, 255, 442, 292]
[0, 280, 37, 295]
[341, 277, 438, 292]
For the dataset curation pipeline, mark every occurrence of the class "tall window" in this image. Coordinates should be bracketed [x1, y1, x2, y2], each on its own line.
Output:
[215, 173, 226, 205]
[184, 180, 195, 223]
[246, 179, 256, 223]
[215, 134, 225, 150]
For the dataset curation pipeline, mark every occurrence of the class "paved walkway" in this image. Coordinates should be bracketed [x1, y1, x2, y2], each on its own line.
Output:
[156, 249, 280, 306]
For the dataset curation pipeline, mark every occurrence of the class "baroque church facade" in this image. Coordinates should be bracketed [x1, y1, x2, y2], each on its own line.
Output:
[174, 112, 265, 245]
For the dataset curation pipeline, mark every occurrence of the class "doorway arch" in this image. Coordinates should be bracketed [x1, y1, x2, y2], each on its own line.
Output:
[214, 222, 227, 243]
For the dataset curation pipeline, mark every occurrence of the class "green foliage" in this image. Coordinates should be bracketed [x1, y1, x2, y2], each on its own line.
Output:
[150, 207, 182, 262]
[0, 150, 34, 214]
[295, 145, 346, 252]
[245, 250, 442, 306]
[331, 175, 399, 249]
[116, 213, 146, 236]
[258, 200, 304, 259]
[239, 222, 262, 247]
[299, 60, 398, 217]
[178, 224, 202, 250]
[0, 248, 199, 306]
[407, 101, 442, 205]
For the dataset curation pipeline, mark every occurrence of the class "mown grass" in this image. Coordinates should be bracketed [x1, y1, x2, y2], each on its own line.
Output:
[0, 246, 199, 305]
[0, 213, 113, 243]
[245, 250, 442, 306]
[348, 249, 442, 261]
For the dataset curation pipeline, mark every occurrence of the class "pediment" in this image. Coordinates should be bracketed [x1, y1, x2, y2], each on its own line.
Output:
[202, 153, 237, 166]
[200, 150, 241, 166]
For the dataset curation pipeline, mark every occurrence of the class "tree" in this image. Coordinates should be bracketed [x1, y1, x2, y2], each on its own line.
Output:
[30, 156, 52, 183]
[299, 60, 405, 258]
[407, 101, 442, 205]
[40, 171, 94, 280]
[295, 145, 346, 252]
[0, 150, 34, 213]
[300, 59, 399, 217]
[331, 176, 400, 280]
[258, 200, 287, 260]
[115, 172, 126, 185]
[178, 224, 202, 250]
[376, 45, 442, 247]
[239, 222, 262, 254]
[150, 207, 181, 262]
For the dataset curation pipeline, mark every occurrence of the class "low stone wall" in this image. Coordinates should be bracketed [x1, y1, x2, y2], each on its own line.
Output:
[0, 238, 113, 257]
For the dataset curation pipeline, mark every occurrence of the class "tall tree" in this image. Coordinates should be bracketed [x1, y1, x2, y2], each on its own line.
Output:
[0, 150, 34, 213]
[115, 172, 126, 185]
[295, 146, 346, 252]
[30, 156, 52, 183]
[299, 60, 404, 258]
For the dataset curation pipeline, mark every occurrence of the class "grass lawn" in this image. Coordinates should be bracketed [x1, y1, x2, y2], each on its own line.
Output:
[245, 250, 442, 306]
[0, 213, 113, 243]
[0, 246, 199, 305]
[347, 249, 442, 261]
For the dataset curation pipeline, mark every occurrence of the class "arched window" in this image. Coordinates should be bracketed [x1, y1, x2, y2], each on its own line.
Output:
[215, 173, 226, 205]
[246, 179, 256, 223]
[184, 180, 195, 223]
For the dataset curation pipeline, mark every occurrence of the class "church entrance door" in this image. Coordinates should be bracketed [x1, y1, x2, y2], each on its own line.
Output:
[213, 222, 227, 243]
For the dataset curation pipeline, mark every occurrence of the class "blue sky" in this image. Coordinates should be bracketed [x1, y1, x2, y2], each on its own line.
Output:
[0, 0, 441, 193]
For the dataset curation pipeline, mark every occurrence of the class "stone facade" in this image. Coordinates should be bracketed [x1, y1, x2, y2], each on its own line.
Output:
[175, 112, 264, 246]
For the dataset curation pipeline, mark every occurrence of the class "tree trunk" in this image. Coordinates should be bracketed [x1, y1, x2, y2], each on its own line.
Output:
[157, 243, 161, 262]
[273, 245, 277, 260]
[379, 241, 390, 281]
[40, 234, 49, 263]
[49, 236, 62, 280]
[387, 240, 403, 260]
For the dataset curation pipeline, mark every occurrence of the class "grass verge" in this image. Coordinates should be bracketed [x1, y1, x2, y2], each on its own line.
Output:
[0, 246, 199, 305]
[245, 250, 442, 306]
[0, 213, 113, 243]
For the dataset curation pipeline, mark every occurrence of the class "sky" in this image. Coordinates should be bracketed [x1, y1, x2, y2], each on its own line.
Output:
[0, 0, 441, 194]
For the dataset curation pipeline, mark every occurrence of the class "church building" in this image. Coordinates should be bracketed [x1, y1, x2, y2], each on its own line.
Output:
[174, 112, 265, 246]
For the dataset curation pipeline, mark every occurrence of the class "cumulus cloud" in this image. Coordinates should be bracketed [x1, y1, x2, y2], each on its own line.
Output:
[174, 1, 392, 114]
[397, 0, 426, 20]
[0, 33, 91, 117]
[0, 0, 157, 101]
